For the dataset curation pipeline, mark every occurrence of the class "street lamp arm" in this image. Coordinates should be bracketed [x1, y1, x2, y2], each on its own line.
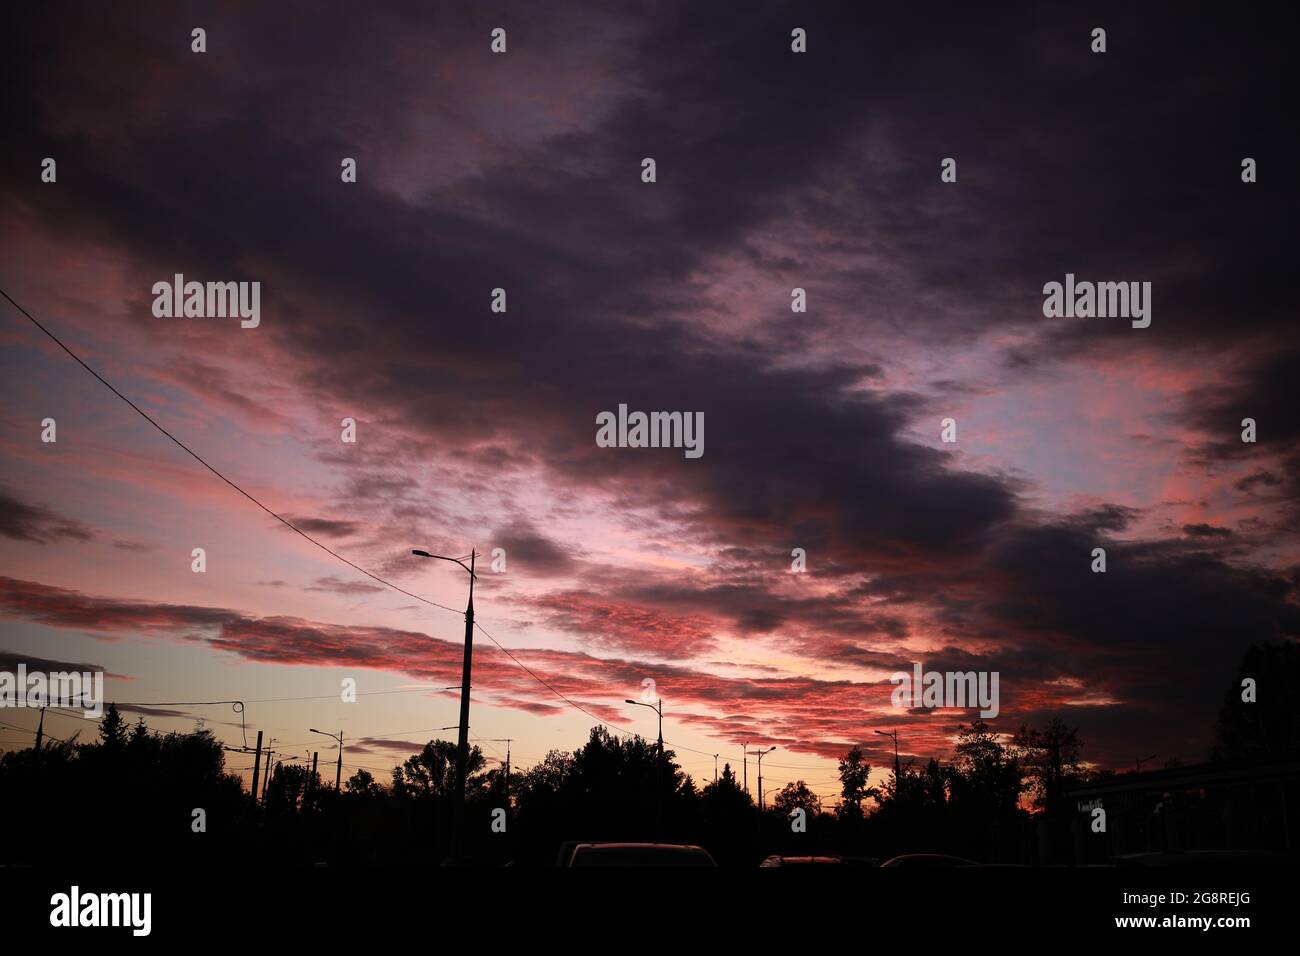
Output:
[411, 550, 477, 579]
[624, 698, 663, 716]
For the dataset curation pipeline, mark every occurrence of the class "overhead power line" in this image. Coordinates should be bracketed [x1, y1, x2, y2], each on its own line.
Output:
[0, 285, 463, 618]
[1, 287, 844, 777]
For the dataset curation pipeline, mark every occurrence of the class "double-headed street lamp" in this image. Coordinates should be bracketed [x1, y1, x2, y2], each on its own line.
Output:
[874, 728, 901, 777]
[625, 696, 664, 841]
[486, 738, 513, 800]
[309, 728, 343, 791]
[754, 746, 776, 811]
[411, 548, 477, 860]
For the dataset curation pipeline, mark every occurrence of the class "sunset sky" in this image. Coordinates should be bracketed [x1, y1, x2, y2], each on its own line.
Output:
[2, 1, 1297, 804]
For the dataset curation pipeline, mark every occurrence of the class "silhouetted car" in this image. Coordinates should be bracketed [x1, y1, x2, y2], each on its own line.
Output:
[759, 855, 844, 867]
[1115, 850, 1292, 868]
[879, 853, 976, 868]
[563, 842, 717, 867]
[554, 840, 591, 867]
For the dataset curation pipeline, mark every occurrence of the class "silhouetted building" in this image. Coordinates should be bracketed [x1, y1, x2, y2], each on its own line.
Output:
[1065, 759, 1300, 862]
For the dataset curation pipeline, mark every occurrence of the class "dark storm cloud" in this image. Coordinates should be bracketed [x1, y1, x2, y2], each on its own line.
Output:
[981, 522, 1300, 736]
[1189, 347, 1300, 456]
[3, 1, 1297, 770]
[355, 738, 432, 754]
[0, 1, 1026, 568]
[1070, 504, 1142, 534]
[117, 704, 199, 720]
[1183, 523, 1232, 538]
[489, 521, 577, 576]
[280, 516, 362, 538]
[304, 576, 386, 595]
[612, 577, 909, 642]
[0, 649, 123, 679]
[0, 487, 94, 544]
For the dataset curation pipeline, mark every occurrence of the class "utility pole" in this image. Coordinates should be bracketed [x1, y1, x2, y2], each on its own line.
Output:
[875, 729, 901, 779]
[755, 746, 776, 811]
[625, 697, 665, 840]
[713, 753, 718, 784]
[655, 702, 663, 840]
[310, 729, 343, 791]
[264, 739, 280, 803]
[250, 730, 263, 806]
[488, 739, 512, 801]
[311, 751, 318, 792]
[743, 740, 750, 797]
[34, 705, 46, 751]
[412, 547, 477, 861]
[453, 551, 475, 856]
[262, 755, 275, 803]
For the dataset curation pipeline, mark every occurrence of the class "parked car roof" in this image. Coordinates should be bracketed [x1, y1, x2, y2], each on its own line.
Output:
[759, 855, 844, 866]
[565, 842, 717, 867]
[879, 853, 977, 868]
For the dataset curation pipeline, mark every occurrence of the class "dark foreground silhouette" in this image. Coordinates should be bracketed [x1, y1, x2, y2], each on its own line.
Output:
[2, 642, 1296, 867]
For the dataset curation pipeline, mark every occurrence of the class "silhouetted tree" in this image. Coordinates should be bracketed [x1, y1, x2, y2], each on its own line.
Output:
[390, 740, 487, 800]
[0, 713, 244, 863]
[99, 703, 127, 749]
[949, 719, 1022, 815]
[266, 762, 313, 816]
[1213, 642, 1300, 761]
[836, 745, 875, 820]
[695, 762, 755, 864]
[773, 780, 821, 816]
[700, 763, 752, 816]
[1012, 718, 1082, 814]
[345, 767, 384, 796]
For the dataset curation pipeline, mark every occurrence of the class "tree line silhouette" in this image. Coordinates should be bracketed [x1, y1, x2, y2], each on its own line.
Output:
[2, 642, 1294, 866]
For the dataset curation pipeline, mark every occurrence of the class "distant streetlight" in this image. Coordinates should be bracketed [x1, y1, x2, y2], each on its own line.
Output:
[754, 746, 776, 811]
[486, 738, 513, 801]
[309, 728, 343, 791]
[625, 697, 665, 840]
[874, 729, 901, 777]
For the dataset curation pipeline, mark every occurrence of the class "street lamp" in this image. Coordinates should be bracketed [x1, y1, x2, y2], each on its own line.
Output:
[486, 738, 513, 801]
[411, 548, 477, 861]
[262, 738, 280, 803]
[874, 729, 901, 777]
[309, 728, 343, 791]
[754, 746, 776, 811]
[625, 697, 665, 841]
